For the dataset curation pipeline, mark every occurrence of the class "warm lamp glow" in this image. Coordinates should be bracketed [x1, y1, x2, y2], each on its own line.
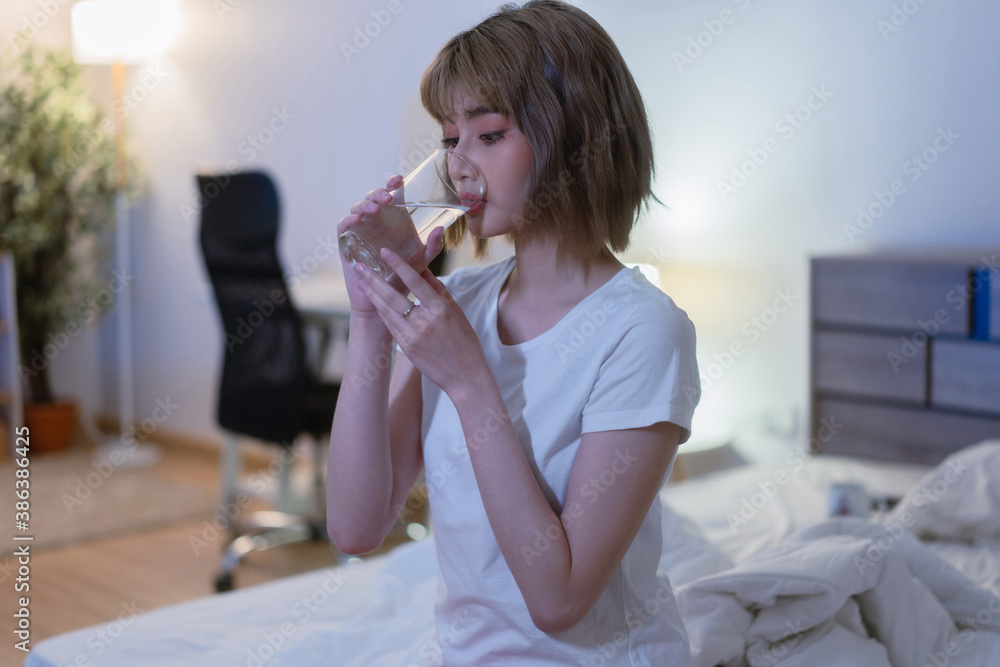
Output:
[71, 0, 179, 65]
[625, 262, 660, 286]
[660, 176, 720, 241]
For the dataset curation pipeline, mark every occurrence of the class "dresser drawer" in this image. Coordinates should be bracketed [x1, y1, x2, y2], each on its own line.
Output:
[814, 397, 1000, 464]
[813, 331, 926, 403]
[812, 258, 969, 333]
[932, 339, 1000, 415]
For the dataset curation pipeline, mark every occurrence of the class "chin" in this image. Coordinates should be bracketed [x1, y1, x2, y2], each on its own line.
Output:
[472, 210, 520, 239]
[465, 212, 498, 239]
[464, 216, 485, 238]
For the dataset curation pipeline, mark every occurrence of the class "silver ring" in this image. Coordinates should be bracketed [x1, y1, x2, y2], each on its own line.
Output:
[401, 304, 416, 318]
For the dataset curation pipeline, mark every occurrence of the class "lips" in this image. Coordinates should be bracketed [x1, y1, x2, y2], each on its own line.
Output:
[464, 199, 486, 215]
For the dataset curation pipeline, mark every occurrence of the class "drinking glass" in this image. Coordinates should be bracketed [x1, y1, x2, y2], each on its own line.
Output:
[338, 149, 486, 280]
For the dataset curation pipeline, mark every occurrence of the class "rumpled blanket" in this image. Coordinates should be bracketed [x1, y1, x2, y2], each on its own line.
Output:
[675, 441, 1000, 667]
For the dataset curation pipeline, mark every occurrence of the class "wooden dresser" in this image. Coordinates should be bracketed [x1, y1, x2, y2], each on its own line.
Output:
[810, 251, 1000, 465]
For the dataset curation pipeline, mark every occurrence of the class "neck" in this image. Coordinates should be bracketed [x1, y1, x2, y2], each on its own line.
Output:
[503, 236, 624, 306]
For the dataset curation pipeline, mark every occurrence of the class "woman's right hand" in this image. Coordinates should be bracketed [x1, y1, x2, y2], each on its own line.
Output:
[337, 174, 445, 319]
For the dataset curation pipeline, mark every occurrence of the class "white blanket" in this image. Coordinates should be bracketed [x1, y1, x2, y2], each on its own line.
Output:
[676, 518, 1000, 666]
[674, 441, 1000, 667]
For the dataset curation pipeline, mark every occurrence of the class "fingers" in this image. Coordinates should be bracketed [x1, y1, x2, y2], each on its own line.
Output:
[422, 268, 450, 298]
[364, 175, 401, 203]
[354, 264, 410, 332]
[343, 176, 403, 234]
[351, 200, 383, 215]
[364, 190, 392, 205]
[394, 176, 405, 207]
[337, 212, 362, 236]
[379, 247, 441, 305]
[420, 229, 451, 298]
[424, 227, 444, 266]
[434, 225, 445, 249]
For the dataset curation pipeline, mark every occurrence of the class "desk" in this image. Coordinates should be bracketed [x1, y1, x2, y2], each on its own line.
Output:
[290, 271, 353, 380]
[292, 270, 352, 318]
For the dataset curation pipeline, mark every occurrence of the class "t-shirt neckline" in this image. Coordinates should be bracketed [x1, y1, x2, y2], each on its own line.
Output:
[488, 256, 633, 354]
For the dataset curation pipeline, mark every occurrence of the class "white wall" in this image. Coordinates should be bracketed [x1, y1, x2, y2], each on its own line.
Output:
[3, 0, 998, 457]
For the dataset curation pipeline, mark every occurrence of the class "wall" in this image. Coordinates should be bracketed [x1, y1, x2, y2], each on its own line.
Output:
[2, 0, 998, 459]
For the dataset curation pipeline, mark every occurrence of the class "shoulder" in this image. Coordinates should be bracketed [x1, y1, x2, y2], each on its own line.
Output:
[605, 268, 696, 348]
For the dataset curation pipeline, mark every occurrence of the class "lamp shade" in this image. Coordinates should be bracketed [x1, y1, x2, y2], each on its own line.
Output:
[71, 0, 179, 64]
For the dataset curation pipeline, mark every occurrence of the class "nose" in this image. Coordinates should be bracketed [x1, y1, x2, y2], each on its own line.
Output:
[445, 150, 485, 201]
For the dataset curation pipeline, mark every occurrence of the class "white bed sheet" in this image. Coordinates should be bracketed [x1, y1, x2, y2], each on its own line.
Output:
[660, 453, 933, 564]
[26, 448, 1000, 666]
[27, 537, 442, 667]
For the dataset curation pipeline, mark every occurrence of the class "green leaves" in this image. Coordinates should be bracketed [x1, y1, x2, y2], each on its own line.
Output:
[0, 47, 117, 402]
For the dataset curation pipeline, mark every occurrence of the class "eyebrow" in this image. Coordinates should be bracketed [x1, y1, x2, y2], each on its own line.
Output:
[443, 105, 500, 123]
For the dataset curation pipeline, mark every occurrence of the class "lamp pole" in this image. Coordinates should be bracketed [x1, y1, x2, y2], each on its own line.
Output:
[93, 58, 159, 469]
[107, 58, 150, 467]
[112, 61, 127, 186]
[72, 0, 179, 468]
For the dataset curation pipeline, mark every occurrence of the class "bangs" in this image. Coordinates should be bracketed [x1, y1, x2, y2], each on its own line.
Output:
[420, 27, 529, 126]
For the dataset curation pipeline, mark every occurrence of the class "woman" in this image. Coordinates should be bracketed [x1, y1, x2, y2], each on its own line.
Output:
[328, 2, 700, 664]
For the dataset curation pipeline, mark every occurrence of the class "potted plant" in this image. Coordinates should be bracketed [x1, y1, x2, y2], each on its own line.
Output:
[0, 47, 118, 452]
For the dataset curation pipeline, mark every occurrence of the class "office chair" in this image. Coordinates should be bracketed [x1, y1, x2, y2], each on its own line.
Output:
[197, 170, 341, 592]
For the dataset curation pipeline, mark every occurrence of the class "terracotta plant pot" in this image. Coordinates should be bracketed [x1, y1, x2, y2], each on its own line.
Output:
[23, 400, 78, 453]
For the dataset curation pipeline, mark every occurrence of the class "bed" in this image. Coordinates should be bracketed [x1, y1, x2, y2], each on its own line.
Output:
[26, 250, 1000, 665]
[24, 442, 1000, 666]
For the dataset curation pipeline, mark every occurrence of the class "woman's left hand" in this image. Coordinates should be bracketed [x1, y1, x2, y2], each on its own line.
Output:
[353, 246, 489, 399]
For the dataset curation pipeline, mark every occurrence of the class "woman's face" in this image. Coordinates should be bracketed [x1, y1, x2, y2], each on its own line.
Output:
[441, 93, 534, 239]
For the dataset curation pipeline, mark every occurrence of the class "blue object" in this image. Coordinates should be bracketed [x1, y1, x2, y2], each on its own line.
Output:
[971, 267, 990, 340]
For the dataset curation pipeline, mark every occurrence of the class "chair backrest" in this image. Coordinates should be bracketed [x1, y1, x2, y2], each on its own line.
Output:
[197, 171, 305, 445]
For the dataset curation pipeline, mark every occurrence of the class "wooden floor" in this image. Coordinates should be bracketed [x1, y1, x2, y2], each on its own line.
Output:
[3, 429, 418, 667]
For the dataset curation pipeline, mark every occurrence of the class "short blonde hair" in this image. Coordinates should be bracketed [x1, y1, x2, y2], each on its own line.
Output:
[420, 0, 657, 260]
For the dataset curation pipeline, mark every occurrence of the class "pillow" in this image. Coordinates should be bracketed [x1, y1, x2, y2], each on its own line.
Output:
[887, 440, 1000, 542]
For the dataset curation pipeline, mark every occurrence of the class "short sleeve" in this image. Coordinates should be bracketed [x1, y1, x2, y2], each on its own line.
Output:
[581, 305, 701, 444]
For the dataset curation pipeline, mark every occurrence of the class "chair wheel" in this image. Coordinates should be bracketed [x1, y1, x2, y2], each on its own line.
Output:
[215, 572, 234, 593]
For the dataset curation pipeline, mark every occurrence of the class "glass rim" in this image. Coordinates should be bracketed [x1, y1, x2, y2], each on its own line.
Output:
[413, 148, 484, 203]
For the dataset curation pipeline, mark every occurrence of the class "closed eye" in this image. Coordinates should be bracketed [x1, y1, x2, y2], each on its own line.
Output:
[441, 132, 506, 149]
[480, 132, 505, 146]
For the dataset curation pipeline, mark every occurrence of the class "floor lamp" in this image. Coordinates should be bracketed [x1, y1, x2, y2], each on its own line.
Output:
[71, 0, 179, 468]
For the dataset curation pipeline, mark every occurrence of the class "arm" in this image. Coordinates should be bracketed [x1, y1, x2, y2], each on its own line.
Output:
[450, 379, 681, 633]
[326, 315, 427, 554]
[325, 316, 426, 554]
[326, 185, 441, 555]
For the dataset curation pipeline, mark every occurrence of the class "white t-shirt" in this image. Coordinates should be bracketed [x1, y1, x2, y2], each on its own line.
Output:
[418, 256, 700, 666]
